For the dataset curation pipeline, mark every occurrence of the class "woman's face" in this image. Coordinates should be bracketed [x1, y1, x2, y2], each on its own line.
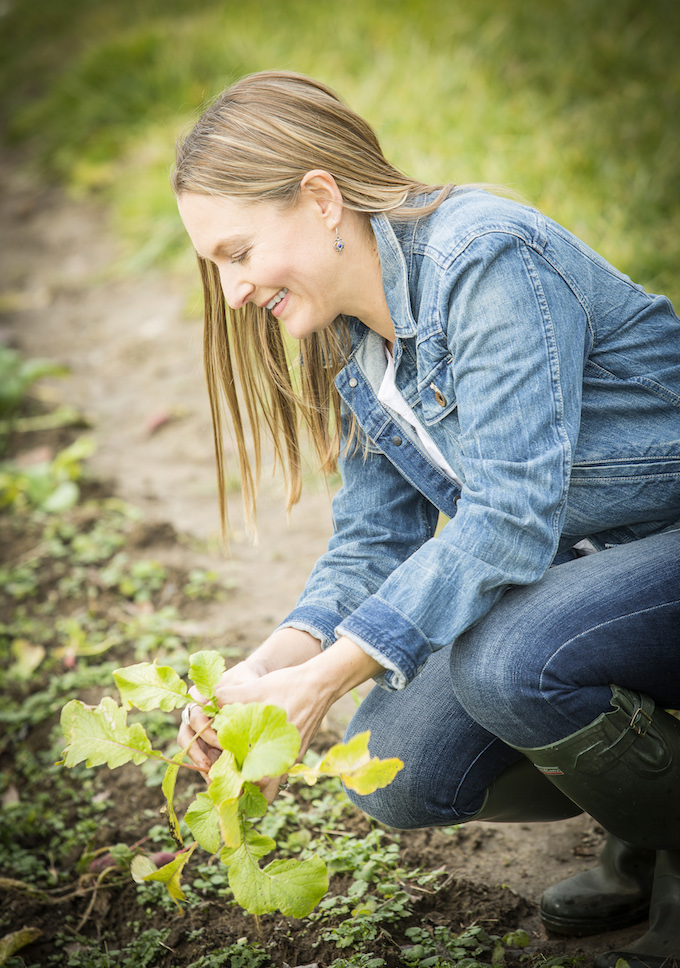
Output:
[178, 189, 346, 340]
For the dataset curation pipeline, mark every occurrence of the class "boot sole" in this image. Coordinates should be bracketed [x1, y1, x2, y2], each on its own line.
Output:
[540, 902, 650, 937]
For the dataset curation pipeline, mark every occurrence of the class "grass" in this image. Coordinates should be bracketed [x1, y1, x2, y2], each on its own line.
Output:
[0, 0, 678, 303]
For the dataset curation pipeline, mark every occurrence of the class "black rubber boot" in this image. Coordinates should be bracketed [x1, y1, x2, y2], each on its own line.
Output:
[593, 850, 680, 968]
[540, 832, 655, 935]
[514, 685, 680, 966]
[473, 756, 583, 822]
[514, 685, 680, 850]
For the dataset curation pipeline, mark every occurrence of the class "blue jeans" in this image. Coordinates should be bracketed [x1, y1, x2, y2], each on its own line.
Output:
[344, 527, 680, 829]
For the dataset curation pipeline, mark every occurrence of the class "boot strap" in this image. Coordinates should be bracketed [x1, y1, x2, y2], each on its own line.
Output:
[536, 687, 673, 778]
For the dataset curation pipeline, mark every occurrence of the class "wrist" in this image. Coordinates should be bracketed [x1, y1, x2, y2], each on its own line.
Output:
[245, 627, 323, 677]
[303, 635, 384, 706]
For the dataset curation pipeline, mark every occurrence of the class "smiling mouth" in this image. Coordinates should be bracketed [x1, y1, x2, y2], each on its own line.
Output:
[265, 288, 288, 311]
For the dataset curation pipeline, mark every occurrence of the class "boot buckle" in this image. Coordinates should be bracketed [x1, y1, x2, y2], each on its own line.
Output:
[629, 706, 653, 736]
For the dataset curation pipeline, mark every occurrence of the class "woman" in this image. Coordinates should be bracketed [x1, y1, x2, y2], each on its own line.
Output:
[174, 70, 680, 967]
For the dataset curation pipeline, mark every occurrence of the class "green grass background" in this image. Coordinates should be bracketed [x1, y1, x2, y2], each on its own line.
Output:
[1, 0, 679, 303]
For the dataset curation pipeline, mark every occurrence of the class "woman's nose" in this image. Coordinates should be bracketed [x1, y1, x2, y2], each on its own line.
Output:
[219, 267, 255, 310]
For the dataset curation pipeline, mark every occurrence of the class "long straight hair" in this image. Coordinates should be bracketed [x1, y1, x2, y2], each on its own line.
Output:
[172, 70, 452, 535]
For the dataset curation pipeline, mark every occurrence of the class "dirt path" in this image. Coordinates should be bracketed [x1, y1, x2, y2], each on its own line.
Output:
[0, 163, 647, 962]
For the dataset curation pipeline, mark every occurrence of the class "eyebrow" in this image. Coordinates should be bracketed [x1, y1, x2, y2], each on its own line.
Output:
[208, 235, 250, 259]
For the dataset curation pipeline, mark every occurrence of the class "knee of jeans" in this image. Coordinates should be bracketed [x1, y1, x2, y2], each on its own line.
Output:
[341, 704, 469, 829]
[341, 781, 422, 830]
[449, 624, 537, 733]
[340, 715, 431, 828]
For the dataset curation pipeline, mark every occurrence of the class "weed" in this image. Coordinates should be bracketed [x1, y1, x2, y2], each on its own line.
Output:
[318, 890, 413, 949]
[183, 568, 228, 601]
[0, 345, 67, 423]
[185, 941, 272, 968]
[328, 957, 386, 968]
[46, 928, 171, 967]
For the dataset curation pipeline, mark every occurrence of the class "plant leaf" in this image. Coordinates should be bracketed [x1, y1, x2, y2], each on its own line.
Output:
[208, 749, 243, 803]
[341, 756, 404, 795]
[265, 855, 330, 918]
[185, 792, 221, 854]
[318, 730, 372, 775]
[223, 838, 328, 917]
[130, 854, 158, 882]
[141, 842, 198, 909]
[239, 782, 268, 820]
[188, 650, 226, 700]
[289, 730, 404, 795]
[58, 698, 153, 769]
[221, 828, 276, 867]
[161, 749, 186, 848]
[0, 926, 43, 962]
[216, 797, 242, 849]
[113, 660, 188, 711]
[212, 703, 300, 781]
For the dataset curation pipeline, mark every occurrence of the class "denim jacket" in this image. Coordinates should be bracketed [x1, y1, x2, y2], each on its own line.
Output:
[280, 189, 680, 690]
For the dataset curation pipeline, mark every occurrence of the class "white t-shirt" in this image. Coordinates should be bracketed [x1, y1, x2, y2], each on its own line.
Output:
[377, 346, 462, 487]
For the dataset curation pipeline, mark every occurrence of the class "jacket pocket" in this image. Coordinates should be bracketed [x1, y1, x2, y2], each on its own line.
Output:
[418, 356, 457, 425]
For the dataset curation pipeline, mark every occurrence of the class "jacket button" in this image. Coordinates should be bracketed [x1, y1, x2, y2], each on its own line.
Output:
[392, 435, 402, 446]
[434, 389, 447, 407]
[348, 377, 358, 388]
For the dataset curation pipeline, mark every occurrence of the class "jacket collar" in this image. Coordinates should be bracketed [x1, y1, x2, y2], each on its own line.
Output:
[370, 214, 418, 339]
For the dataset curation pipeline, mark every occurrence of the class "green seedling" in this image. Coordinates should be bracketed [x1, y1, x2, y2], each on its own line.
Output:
[58, 650, 403, 918]
[0, 435, 95, 513]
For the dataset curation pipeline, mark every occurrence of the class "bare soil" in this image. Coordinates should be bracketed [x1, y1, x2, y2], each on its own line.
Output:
[0, 162, 649, 966]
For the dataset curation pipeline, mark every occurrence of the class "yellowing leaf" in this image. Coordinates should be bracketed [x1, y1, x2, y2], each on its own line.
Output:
[185, 792, 221, 854]
[217, 797, 242, 849]
[288, 731, 403, 795]
[9, 639, 45, 679]
[58, 698, 153, 769]
[113, 660, 188, 712]
[287, 763, 319, 785]
[318, 730, 372, 776]
[0, 926, 43, 962]
[161, 750, 186, 848]
[141, 843, 197, 910]
[130, 854, 158, 882]
[341, 756, 404, 795]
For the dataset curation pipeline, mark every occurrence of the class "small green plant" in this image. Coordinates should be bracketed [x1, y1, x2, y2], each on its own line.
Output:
[185, 941, 272, 968]
[0, 345, 67, 420]
[0, 435, 95, 513]
[58, 651, 403, 918]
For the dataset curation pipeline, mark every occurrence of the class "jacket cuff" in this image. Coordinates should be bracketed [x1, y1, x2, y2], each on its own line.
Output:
[275, 604, 341, 651]
[336, 596, 433, 691]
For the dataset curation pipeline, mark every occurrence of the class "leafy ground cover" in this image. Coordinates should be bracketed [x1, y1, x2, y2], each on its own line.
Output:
[0, 354, 588, 968]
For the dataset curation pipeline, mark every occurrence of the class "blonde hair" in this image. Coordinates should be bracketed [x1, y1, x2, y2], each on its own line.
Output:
[172, 70, 453, 535]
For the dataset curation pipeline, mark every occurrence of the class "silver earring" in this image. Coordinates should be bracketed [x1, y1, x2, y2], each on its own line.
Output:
[333, 227, 345, 252]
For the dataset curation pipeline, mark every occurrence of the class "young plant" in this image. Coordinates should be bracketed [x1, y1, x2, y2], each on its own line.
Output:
[58, 651, 403, 918]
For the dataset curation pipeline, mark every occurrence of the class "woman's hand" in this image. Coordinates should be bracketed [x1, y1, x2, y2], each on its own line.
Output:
[176, 633, 383, 802]
[176, 659, 263, 778]
[176, 628, 325, 796]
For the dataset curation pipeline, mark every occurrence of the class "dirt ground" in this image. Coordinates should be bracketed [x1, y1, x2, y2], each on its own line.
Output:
[0, 161, 650, 965]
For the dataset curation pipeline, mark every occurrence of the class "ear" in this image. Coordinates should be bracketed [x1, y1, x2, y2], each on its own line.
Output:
[300, 169, 343, 227]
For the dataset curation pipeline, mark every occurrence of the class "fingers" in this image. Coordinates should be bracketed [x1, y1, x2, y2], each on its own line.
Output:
[177, 702, 222, 775]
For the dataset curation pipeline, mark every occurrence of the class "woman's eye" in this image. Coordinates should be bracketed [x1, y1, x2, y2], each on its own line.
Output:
[231, 249, 250, 264]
